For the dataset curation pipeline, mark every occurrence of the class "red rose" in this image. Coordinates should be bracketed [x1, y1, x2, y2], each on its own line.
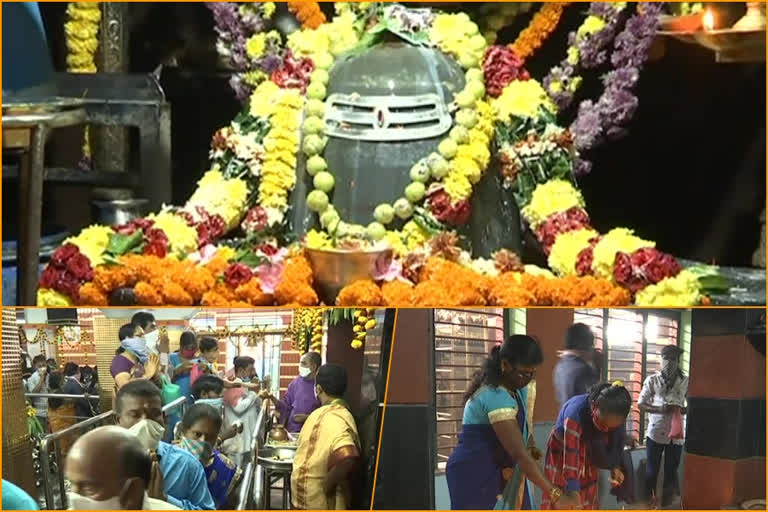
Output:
[143, 242, 167, 258]
[428, 190, 453, 223]
[177, 210, 196, 227]
[241, 206, 269, 235]
[66, 253, 93, 281]
[224, 263, 254, 288]
[631, 248, 682, 285]
[613, 248, 683, 294]
[257, 244, 279, 257]
[51, 243, 79, 268]
[483, 46, 530, 98]
[145, 228, 169, 245]
[451, 199, 472, 226]
[115, 218, 154, 235]
[271, 49, 315, 93]
[56, 271, 81, 301]
[207, 214, 226, 241]
[535, 207, 592, 253]
[39, 266, 62, 289]
[143, 228, 169, 258]
[575, 236, 602, 276]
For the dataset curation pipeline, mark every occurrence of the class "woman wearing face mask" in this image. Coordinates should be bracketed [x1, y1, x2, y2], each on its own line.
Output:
[446, 336, 577, 510]
[169, 332, 199, 401]
[177, 404, 244, 509]
[111, 324, 162, 397]
[542, 382, 632, 510]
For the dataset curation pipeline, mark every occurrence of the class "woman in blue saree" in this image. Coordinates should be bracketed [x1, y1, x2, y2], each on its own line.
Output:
[446, 335, 579, 510]
[177, 403, 244, 509]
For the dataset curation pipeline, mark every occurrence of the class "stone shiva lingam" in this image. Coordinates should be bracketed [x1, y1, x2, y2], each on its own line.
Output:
[291, 41, 523, 258]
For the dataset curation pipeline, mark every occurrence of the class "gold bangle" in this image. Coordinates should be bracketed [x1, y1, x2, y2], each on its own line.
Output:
[549, 487, 563, 503]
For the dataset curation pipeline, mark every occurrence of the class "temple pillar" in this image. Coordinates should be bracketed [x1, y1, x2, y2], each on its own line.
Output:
[683, 309, 766, 508]
[2, 308, 36, 496]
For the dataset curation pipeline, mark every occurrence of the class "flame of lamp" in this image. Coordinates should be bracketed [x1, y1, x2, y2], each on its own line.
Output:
[733, 2, 766, 30]
[703, 9, 715, 31]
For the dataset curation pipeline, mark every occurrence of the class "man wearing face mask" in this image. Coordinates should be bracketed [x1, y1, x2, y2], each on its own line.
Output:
[638, 345, 688, 508]
[263, 351, 321, 433]
[26, 355, 51, 432]
[65, 426, 180, 510]
[132, 312, 170, 373]
[291, 364, 361, 510]
[221, 357, 262, 463]
[115, 380, 216, 510]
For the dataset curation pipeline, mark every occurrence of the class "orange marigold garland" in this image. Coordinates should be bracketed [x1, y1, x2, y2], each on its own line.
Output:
[288, 1, 326, 29]
[334, 255, 632, 307]
[510, 2, 569, 62]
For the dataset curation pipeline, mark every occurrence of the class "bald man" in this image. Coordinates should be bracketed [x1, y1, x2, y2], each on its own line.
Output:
[65, 426, 180, 510]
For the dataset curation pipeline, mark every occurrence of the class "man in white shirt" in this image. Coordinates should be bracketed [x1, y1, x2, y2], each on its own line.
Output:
[26, 355, 50, 432]
[221, 356, 263, 465]
[638, 345, 688, 508]
[65, 426, 180, 510]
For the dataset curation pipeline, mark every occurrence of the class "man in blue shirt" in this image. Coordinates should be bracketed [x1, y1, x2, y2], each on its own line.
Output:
[553, 323, 600, 407]
[2, 480, 40, 510]
[115, 380, 215, 510]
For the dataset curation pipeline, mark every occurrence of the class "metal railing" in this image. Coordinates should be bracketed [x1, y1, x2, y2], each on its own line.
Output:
[37, 396, 188, 510]
[236, 399, 269, 510]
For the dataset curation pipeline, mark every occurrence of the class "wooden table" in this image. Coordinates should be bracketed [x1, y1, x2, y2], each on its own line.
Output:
[3, 105, 88, 306]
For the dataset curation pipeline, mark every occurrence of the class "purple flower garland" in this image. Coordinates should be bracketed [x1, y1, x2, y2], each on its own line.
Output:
[570, 2, 664, 175]
[207, 2, 281, 103]
[543, 3, 626, 112]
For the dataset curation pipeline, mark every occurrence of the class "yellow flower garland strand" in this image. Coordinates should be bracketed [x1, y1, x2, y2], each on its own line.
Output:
[65, 2, 101, 160]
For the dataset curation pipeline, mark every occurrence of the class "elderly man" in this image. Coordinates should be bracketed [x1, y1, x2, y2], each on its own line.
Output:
[638, 345, 689, 508]
[263, 352, 322, 433]
[115, 380, 215, 510]
[65, 426, 179, 510]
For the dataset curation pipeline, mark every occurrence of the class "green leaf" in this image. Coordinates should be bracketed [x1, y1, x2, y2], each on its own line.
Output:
[687, 264, 730, 293]
[102, 254, 124, 266]
[234, 248, 266, 268]
[107, 230, 144, 256]
[698, 274, 730, 293]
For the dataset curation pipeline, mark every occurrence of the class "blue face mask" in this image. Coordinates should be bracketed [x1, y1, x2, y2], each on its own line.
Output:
[196, 397, 224, 410]
[121, 336, 149, 364]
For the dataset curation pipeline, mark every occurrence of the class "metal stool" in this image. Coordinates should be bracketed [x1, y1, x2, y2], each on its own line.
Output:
[2, 100, 87, 306]
[264, 466, 292, 510]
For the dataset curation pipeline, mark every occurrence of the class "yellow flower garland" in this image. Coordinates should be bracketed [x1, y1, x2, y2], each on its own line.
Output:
[64, 225, 114, 266]
[185, 169, 250, 230]
[590, 228, 655, 280]
[65, 2, 101, 159]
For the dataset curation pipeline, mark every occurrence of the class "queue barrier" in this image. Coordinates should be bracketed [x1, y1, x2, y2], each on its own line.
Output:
[35, 395, 187, 510]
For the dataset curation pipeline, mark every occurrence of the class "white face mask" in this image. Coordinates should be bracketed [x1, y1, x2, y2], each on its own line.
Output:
[68, 492, 123, 510]
[298, 366, 312, 378]
[127, 418, 165, 452]
[143, 330, 160, 355]
[196, 397, 224, 411]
